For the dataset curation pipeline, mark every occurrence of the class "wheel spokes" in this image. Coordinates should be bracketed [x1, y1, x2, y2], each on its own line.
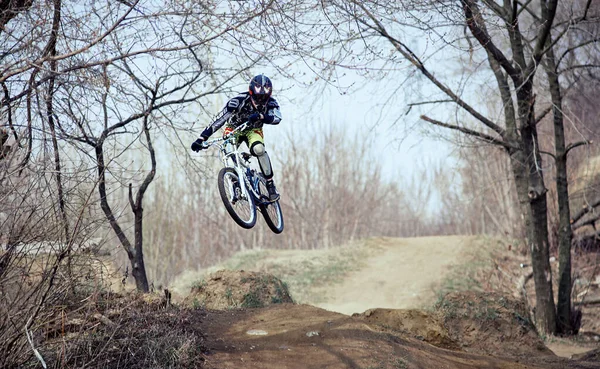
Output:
[224, 172, 253, 222]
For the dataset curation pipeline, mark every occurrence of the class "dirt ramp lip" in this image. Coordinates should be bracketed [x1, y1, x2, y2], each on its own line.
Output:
[435, 291, 554, 359]
[356, 308, 460, 350]
[184, 270, 293, 310]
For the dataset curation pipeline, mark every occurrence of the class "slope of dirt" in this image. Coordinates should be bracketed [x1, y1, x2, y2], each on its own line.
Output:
[434, 291, 552, 359]
[184, 269, 293, 309]
[21, 236, 600, 368]
[315, 236, 475, 314]
[199, 303, 597, 369]
[26, 291, 599, 369]
[169, 236, 600, 366]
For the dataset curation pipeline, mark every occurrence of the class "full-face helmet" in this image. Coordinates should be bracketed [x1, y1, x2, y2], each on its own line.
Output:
[248, 74, 272, 106]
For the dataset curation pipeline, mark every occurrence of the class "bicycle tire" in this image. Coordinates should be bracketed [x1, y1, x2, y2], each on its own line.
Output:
[218, 167, 257, 229]
[257, 179, 284, 234]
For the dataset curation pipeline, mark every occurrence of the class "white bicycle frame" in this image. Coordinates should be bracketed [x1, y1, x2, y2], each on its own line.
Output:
[202, 123, 258, 202]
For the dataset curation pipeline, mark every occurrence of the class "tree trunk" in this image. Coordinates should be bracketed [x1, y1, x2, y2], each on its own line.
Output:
[510, 146, 556, 335]
[545, 44, 573, 334]
[96, 141, 149, 292]
[513, 83, 557, 335]
[126, 114, 157, 293]
[46, 0, 69, 241]
[131, 199, 150, 292]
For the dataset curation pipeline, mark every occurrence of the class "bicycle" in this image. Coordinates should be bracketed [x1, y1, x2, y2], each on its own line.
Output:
[200, 122, 284, 234]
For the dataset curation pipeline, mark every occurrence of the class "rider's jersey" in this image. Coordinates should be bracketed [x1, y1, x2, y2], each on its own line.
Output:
[200, 92, 282, 139]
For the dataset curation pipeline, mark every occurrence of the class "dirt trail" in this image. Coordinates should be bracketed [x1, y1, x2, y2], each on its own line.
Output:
[182, 236, 599, 367]
[316, 236, 473, 315]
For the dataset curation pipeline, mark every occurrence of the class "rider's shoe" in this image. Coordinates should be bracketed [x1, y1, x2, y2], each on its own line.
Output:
[266, 179, 280, 202]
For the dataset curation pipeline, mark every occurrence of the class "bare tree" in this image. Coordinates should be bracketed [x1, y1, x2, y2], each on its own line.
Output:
[276, 0, 599, 334]
[0, 0, 277, 291]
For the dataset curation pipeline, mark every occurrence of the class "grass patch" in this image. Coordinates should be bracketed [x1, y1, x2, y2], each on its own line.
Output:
[433, 236, 515, 305]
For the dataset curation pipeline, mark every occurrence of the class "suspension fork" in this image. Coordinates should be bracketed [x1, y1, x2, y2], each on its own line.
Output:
[222, 149, 250, 200]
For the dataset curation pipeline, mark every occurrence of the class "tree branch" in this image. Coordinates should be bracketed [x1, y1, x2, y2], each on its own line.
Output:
[515, 0, 536, 19]
[481, 0, 507, 19]
[1, 79, 18, 144]
[581, 0, 593, 21]
[353, 1, 507, 138]
[535, 106, 552, 125]
[571, 197, 600, 225]
[462, 0, 519, 78]
[405, 99, 453, 114]
[565, 140, 593, 156]
[420, 115, 511, 149]
[556, 37, 600, 71]
[529, 0, 558, 68]
[573, 213, 600, 230]
[134, 88, 157, 209]
[559, 64, 600, 75]
[128, 183, 135, 211]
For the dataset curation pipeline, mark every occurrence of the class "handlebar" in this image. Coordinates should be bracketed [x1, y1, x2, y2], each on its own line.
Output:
[201, 122, 250, 150]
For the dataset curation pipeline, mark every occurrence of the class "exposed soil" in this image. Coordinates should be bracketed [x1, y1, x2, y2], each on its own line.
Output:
[198, 303, 597, 369]
[184, 269, 293, 309]
[25, 236, 600, 368]
[171, 236, 599, 368]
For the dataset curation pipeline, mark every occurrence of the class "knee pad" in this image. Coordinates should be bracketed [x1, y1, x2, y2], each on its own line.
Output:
[250, 142, 273, 179]
[250, 142, 265, 157]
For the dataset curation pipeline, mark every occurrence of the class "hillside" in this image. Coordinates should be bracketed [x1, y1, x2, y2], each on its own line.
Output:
[167, 236, 599, 368]
[16, 236, 600, 368]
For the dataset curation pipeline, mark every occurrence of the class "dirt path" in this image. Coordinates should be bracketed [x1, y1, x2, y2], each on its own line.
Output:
[180, 236, 599, 367]
[316, 236, 475, 315]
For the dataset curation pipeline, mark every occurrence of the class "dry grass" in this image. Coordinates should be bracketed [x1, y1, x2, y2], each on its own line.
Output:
[19, 292, 208, 369]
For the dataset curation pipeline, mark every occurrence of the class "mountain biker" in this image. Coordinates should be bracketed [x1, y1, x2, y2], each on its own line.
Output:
[191, 74, 282, 201]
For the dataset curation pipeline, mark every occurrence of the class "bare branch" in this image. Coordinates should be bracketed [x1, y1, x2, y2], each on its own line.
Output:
[559, 64, 600, 75]
[565, 140, 593, 155]
[528, 0, 558, 69]
[481, 0, 508, 19]
[420, 115, 511, 149]
[573, 213, 600, 230]
[353, 1, 507, 138]
[134, 88, 157, 209]
[571, 197, 600, 225]
[128, 183, 135, 211]
[556, 37, 600, 70]
[405, 99, 453, 115]
[462, 0, 519, 78]
[535, 106, 552, 125]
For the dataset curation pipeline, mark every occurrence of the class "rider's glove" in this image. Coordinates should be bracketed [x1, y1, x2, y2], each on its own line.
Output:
[248, 113, 263, 128]
[191, 137, 205, 152]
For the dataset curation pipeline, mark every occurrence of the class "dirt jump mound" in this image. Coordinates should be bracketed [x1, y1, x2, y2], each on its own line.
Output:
[185, 269, 293, 309]
[435, 291, 553, 359]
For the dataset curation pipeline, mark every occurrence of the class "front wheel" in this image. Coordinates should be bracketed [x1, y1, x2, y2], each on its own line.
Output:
[218, 167, 257, 229]
[258, 179, 284, 234]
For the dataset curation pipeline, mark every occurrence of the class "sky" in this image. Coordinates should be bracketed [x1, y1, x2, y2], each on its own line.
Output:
[248, 56, 459, 187]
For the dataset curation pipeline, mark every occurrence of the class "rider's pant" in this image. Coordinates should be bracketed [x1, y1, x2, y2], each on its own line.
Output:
[225, 126, 274, 180]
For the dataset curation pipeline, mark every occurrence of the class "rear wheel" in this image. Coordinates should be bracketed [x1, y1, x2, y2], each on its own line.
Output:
[218, 167, 256, 229]
[258, 179, 284, 234]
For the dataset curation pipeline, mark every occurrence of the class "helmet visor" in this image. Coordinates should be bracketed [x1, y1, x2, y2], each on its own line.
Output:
[251, 92, 269, 106]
